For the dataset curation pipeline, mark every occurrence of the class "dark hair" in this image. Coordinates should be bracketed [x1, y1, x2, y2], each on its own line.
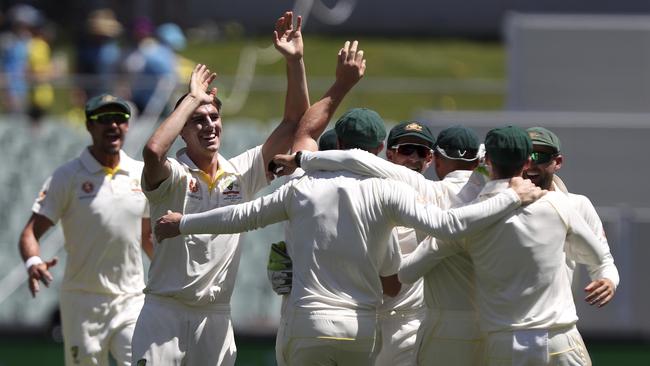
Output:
[174, 93, 222, 112]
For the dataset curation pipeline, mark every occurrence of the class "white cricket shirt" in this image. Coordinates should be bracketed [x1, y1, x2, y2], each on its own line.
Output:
[33, 148, 148, 295]
[440, 179, 614, 333]
[142, 146, 267, 307]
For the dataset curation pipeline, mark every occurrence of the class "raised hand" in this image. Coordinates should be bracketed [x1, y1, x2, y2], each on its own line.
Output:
[269, 153, 299, 177]
[189, 64, 217, 105]
[154, 210, 183, 242]
[336, 40, 367, 90]
[28, 257, 58, 298]
[509, 176, 546, 205]
[273, 11, 304, 60]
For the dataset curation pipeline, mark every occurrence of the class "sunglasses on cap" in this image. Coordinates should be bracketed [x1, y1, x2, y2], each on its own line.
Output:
[530, 151, 559, 165]
[391, 143, 432, 158]
[89, 112, 130, 125]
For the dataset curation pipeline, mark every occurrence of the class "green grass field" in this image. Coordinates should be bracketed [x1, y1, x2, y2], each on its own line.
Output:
[44, 37, 505, 123]
[0, 336, 648, 365]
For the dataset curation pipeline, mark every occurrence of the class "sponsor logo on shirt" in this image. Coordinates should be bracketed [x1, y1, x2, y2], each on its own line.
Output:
[222, 179, 242, 203]
[131, 178, 142, 192]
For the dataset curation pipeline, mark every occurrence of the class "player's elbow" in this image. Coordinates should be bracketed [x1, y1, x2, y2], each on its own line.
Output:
[143, 140, 167, 165]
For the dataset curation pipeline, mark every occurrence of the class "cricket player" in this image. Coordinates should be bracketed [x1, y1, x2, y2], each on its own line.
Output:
[18, 93, 152, 366]
[132, 12, 311, 366]
[524, 127, 617, 306]
[402, 126, 619, 365]
[373, 121, 435, 366]
[291, 124, 489, 365]
[154, 111, 544, 365]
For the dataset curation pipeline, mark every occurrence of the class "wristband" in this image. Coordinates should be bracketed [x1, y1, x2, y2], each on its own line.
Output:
[294, 151, 303, 168]
[25, 256, 44, 270]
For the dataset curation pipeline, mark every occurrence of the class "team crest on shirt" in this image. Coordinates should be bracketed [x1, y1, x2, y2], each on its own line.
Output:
[81, 181, 94, 194]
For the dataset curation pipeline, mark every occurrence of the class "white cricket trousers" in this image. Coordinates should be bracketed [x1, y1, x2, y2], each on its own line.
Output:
[374, 307, 425, 366]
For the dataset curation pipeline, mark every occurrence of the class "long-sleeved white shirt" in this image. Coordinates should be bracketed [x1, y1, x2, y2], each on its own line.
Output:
[180, 171, 521, 324]
[401, 179, 615, 333]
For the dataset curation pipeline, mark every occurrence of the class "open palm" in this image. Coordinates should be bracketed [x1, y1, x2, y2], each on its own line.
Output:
[273, 11, 303, 59]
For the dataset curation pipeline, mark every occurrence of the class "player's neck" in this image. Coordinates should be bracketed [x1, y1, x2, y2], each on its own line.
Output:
[187, 149, 220, 178]
[88, 147, 120, 169]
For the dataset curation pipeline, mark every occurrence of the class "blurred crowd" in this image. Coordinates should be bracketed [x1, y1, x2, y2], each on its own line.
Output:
[0, 3, 193, 128]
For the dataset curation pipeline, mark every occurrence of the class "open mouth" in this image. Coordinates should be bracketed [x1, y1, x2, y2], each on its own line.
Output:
[105, 132, 121, 144]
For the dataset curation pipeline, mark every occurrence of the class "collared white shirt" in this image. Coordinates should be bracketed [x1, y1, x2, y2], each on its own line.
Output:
[33, 148, 148, 295]
[142, 145, 267, 307]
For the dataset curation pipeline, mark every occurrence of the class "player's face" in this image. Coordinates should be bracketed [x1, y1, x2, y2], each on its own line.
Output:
[386, 136, 433, 173]
[86, 105, 130, 155]
[523, 145, 562, 190]
[181, 103, 222, 154]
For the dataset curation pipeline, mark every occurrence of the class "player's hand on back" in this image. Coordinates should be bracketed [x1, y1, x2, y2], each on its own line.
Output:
[335, 40, 366, 89]
[273, 11, 303, 60]
[584, 278, 615, 307]
[189, 64, 217, 105]
[155, 210, 183, 242]
[269, 153, 298, 177]
[27, 257, 58, 298]
[509, 176, 546, 205]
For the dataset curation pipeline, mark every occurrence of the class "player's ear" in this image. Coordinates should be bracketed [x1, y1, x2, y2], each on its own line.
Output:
[554, 154, 563, 171]
[377, 142, 384, 154]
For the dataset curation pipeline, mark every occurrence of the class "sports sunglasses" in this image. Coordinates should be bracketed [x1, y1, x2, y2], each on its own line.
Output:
[530, 151, 559, 165]
[89, 112, 130, 125]
[391, 143, 432, 158]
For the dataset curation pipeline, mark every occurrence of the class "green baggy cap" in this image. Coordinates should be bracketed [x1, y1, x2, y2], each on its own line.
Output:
[435, 125, 480, 159]
[387, 121, 436, 148]
[527, 127, 561, 153]
[485, 126, 532, 166]
[335, 108, 386, 150]
[318, 129, 338, 151]
[85, 93, 131, 119]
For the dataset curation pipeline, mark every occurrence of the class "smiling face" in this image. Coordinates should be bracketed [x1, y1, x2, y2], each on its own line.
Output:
[180, 103, 222, 156]
[386, 135, 434, 173]
[86, 105, 130, 156]
[523, 145, 563, 190]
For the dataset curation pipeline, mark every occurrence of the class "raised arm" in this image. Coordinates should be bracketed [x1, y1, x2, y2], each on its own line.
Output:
[154, 184, 291, 241]
[260, 11, 310, 168]
[398, 237, 460, 284]
[290, 40, 367, 152]
[142, 64, 216, 189]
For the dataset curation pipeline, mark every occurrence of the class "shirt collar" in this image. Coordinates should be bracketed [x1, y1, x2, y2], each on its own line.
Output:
[175, 148, 238, 175]
[478, 178, 510, 197]
[80, 148, 129, 175]
[552, 175, 569, 194]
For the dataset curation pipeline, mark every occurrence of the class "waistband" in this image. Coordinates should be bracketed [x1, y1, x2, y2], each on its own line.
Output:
[488, 324, 577, 337]
[145, 293, 231, 313]
[425, 308, 480, 320]
[378, 306, 425, 320]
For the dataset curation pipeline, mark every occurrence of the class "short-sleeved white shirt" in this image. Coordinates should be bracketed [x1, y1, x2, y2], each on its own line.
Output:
[142, 145, 267, 307]
[32, 148, 148, 295]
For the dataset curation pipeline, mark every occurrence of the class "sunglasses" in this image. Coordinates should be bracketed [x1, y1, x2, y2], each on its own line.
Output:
[391, 143, 432, 158]
[89, 112, 130, 125]
[530, 151, 559, 165]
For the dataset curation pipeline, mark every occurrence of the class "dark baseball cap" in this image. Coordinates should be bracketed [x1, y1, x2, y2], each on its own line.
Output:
[85, 93, 131, 119]
[334, 108, 387, 150]
[527, 127, 561, 153]
[387, 121, 436, 149]
[435, 125, 480, 160]
[485, 126, 532, 166]
[318, 129, 338, 151]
